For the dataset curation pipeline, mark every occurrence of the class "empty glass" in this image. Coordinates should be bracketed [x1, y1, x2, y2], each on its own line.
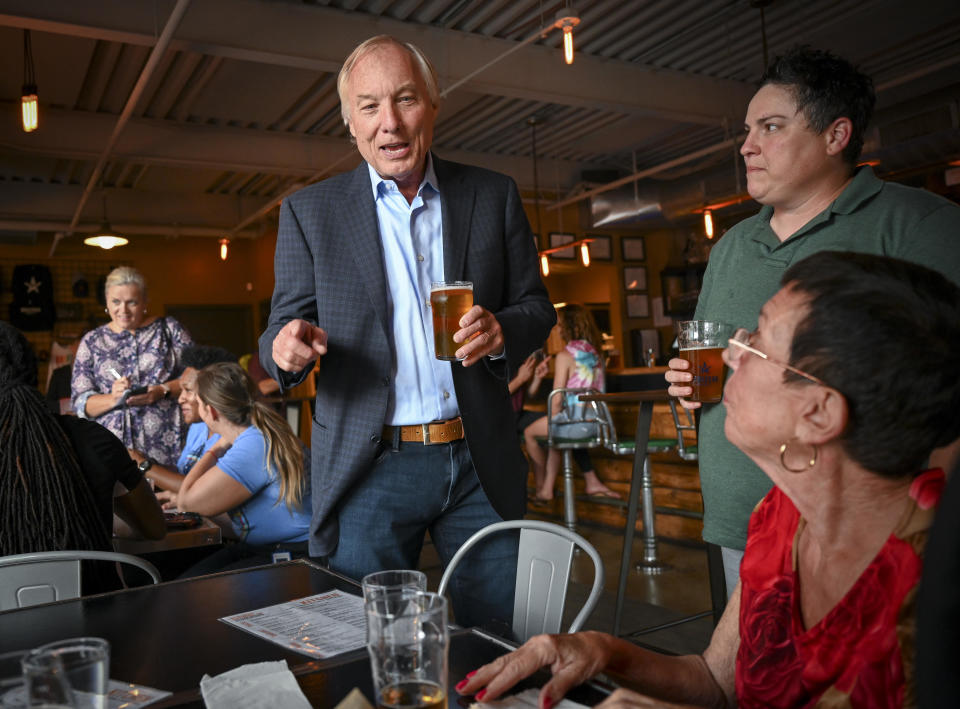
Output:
[21, 637, 109, 709]
[361, 570, 427, 602]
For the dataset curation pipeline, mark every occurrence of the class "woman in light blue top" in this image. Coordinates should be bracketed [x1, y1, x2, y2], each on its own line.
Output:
[175, 362, 311, 575]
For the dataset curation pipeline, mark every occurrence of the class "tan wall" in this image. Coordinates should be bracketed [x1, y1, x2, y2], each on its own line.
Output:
[4, 194, 699, 372]
[521, 196, 695, 367]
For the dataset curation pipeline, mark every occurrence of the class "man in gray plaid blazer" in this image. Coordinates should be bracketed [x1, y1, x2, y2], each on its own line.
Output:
[259, 35, 555, 629]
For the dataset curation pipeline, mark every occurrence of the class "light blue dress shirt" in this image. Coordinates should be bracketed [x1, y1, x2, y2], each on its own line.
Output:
[368, 157, 461, 425]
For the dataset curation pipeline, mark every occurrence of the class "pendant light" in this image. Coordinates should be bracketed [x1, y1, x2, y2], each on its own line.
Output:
[84, 194, 128, 249]
[22, 30, 38, 132]
[555, 8, 581, 65]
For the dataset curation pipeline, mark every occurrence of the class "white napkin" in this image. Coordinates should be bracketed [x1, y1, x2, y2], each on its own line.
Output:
[200, 660, 311, 709]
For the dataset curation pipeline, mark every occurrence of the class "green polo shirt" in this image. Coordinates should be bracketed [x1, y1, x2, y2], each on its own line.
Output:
[694, 166, 960, 551]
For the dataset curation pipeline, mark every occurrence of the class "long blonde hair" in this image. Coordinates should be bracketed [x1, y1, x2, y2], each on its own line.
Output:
[197, 362, 305, 508]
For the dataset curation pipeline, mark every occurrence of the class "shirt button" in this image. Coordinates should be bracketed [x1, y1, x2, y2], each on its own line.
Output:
[424, 298, 430, 308]
[416, 254, 424, 262]
[443, 390, 450, 399]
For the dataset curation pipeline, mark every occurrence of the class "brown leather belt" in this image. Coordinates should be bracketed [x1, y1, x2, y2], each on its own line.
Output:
[383, 417, 464, 445]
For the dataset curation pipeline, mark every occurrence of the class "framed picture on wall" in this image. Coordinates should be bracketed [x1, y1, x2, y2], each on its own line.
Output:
[621, 236, 645, 261]
[548, 232, 576, 259]
[623, 266, 647, 292]
[585, 234, 612, 261]
[626, 294, 650, 319]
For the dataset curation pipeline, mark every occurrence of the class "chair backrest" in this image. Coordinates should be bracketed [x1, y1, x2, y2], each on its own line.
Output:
[0, 551, 161, 611]
[437, 520, 604, 641]
[546, 387, 606, 450]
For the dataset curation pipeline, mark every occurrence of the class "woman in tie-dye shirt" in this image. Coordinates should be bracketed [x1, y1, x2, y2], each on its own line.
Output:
[523, 304, 620, 502]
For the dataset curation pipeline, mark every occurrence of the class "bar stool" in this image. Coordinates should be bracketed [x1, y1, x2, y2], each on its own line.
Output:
[545, 387, 607, 533]
[594, 400, 674, 574]
[668, 399, 698, 461]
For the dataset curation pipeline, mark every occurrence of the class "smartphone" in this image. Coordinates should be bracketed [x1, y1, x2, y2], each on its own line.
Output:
[534, 349, 546, 362]
[127, 385, 148, 396]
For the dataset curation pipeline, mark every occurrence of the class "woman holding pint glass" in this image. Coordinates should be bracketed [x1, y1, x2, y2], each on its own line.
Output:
[456, 252, 960, 708]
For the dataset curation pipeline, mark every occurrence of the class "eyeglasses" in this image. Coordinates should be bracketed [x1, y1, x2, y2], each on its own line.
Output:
[727, 327, 826, 386]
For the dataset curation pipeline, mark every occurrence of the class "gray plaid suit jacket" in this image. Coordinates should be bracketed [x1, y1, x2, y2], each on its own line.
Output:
[259, 154, 556, 556]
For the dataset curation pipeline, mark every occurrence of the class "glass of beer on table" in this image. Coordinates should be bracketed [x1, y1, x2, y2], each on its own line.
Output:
[430, 281, 473, 361]
[366, 589, 448, 709]
[677, 320, 733, 403]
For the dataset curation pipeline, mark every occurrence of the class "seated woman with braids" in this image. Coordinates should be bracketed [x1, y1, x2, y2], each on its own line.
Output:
[168, 362, 312, 576]
[458, 252, 960, 708]
[0, 323, 165, 590]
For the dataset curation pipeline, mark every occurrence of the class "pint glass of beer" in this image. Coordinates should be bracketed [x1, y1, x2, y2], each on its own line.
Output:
[430, 281, 473, 361]
[677, 320, 733, 403]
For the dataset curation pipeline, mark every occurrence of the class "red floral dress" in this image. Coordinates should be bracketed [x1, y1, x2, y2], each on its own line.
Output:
[735, 469, 945, 708]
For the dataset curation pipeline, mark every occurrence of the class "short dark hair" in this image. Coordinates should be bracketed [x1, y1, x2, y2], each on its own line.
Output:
[761, 46, 875, 167]
[782, 252, 960, 478]
[181, 345, 237, 370]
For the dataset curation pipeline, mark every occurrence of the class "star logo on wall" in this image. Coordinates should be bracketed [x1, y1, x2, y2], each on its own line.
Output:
[25, 276, 42, 294]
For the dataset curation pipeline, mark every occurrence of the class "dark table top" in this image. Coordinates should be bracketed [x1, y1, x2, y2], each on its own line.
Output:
[579, 389, 671, 404]
[0, 560, 360, 697]
[153, 628, 608, 708]
[1, 560, 610, 707]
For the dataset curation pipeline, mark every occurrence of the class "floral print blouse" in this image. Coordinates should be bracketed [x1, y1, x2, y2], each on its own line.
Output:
[71, 317, 192, 467]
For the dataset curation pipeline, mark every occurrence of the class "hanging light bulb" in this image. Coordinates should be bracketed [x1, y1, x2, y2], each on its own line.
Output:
[580, 242, 591, 267]
[555, 9, 580, 65]
[219, 238, 230, 260]
[703, 209, 714, 239]
[22, 30, 38, 133]
[563, 26, 574, 64]
[84, 194, 128, 249]
[540, 254, 550, 277]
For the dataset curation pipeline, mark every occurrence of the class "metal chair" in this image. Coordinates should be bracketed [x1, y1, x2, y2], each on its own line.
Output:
[668, 399, 698, 461]
[545, 387, 608, 532]
[593, 399, 674, 573]
[437, 520, 604, 642]
[0, 550, 161, 611]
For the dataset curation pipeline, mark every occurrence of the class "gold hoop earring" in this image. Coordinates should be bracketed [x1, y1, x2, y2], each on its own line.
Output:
[779, 439, 817, 473]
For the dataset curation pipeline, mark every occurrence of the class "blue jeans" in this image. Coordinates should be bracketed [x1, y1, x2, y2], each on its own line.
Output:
[327, 437, 518, 632]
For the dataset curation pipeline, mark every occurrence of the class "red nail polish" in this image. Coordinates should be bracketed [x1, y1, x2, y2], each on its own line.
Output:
[542, 695, 553, 709]
[476, 690, 487, 701]
[455, 680, 468, 692]
[466, 671, 477, 679]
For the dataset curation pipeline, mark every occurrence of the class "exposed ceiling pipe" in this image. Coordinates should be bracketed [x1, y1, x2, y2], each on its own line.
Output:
[6, 220, 257, 239]
[547, 137, 739, 211]
[52, 0, 193, 256]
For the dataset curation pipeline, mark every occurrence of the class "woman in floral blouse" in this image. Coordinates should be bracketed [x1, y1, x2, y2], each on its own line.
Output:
[457, 252, 960, 709]
[72, 266, 192, 467]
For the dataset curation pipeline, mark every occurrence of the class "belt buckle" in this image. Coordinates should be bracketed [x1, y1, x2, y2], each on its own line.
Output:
[420, 423, 434, 445]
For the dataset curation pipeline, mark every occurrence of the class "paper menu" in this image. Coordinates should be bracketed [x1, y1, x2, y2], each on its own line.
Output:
[220, 590, 367, 658]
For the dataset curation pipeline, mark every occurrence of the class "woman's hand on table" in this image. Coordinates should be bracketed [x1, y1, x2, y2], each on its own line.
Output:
[156, 490, 178, 510]
[664, 358, 700, 410]
[455, 632, 613, 709]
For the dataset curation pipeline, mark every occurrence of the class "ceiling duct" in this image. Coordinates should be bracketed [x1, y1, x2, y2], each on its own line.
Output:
[590, 165, 745, 228]
[589, 94, 960, 229]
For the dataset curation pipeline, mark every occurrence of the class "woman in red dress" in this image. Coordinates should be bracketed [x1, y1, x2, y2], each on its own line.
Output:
[455, 251, 960, 708]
